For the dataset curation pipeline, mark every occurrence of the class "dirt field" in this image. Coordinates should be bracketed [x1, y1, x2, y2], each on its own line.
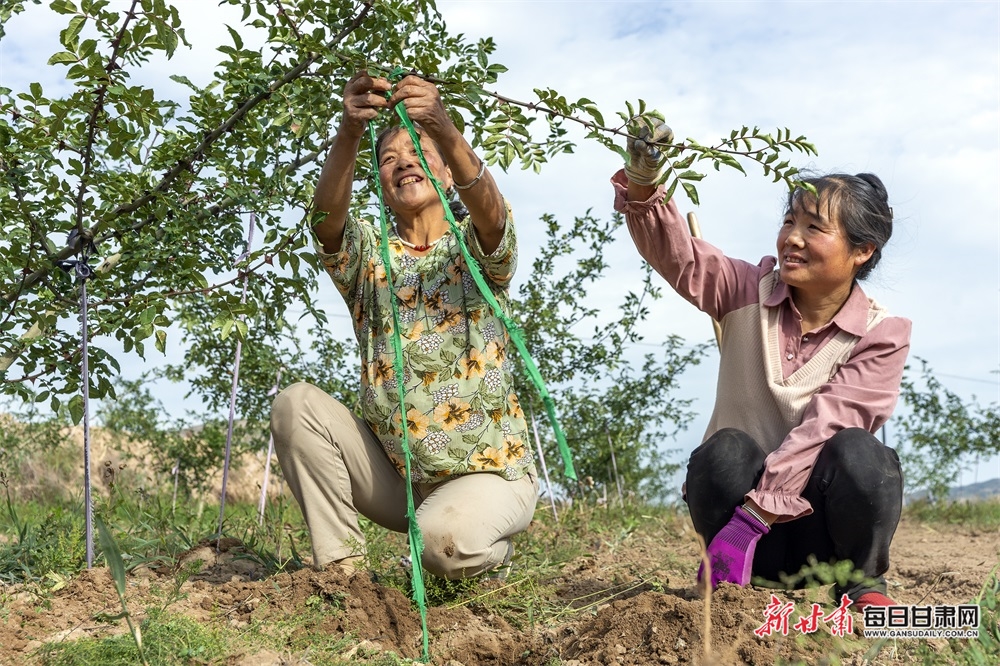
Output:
[1, 506, 996, 665]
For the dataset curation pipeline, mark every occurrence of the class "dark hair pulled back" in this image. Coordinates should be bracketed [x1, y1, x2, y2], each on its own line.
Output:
[786, 172, 893, 280]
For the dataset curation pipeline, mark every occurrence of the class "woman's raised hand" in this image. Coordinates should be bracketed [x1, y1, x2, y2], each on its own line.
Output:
[386, 75, 456, 141]
[624, 117, 674, 186]
[340, 72, 392, 135]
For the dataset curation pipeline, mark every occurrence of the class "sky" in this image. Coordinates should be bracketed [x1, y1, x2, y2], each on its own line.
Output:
[2, 1, 998, 487]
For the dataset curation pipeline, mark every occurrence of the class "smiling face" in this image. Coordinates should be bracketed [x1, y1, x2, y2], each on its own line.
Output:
[776, 193, 875, 300]
[376, 128, 452, 219]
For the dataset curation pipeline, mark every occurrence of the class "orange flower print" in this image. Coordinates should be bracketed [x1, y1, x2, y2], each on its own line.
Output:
[435, 305, 463, 332]
[372, 356, 394, 387]
[395, 408, 430, 440]
[433, 398, 472, 431]
[470, 447, 503, 470]
[460, 347, 485, 380]
[402, 320, 425, 342]
[329, 251, 351, 277]
[389, 454, 407, 477]
[485, 340, 506, 365]
[504, 435, 526, 463]
[373, 262, 388, 288]
[507, 393, 524, 420]
[446, 259, 465, 285]
[417, 369, 438, 387]
[423, 289, 445, 315]
[397, 285, 419, 310]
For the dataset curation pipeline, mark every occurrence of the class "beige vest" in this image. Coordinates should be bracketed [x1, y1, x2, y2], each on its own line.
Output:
[704, 272, 888, 452]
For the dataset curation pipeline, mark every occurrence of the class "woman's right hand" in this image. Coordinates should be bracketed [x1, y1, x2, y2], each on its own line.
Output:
[624, 117, 673, 186]
[339, 71, 392, 136]
[312, 72, 391, 253]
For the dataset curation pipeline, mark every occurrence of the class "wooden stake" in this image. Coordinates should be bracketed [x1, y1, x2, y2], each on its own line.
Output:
[686, 212, 722, 349]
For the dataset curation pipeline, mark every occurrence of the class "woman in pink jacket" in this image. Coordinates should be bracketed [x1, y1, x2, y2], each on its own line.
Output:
[614, 121, 910, 612]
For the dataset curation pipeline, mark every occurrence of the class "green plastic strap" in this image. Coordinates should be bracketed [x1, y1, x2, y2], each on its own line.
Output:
[367, 121, 430, 663]
[384, 72, 576, 482]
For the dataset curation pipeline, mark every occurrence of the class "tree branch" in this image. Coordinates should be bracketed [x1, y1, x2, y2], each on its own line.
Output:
[73, 0, 140, 238]
[2, 1, 372, 305]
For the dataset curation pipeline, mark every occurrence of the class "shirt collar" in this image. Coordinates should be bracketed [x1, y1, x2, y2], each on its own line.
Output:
[765, 277, 871, 337]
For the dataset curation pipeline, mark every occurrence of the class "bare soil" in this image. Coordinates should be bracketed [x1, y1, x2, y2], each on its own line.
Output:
[1, 510, 996, 665]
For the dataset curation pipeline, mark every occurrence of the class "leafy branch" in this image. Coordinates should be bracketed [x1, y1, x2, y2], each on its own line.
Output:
[352, 66, 817, 203]
[2, 1, 373, 305]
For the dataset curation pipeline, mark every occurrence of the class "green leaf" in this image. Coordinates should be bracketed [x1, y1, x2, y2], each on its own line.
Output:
[50, 0, 77, 14]
[225, 24, 243, 50]
[681, 182, 700, 206]
[663, 179, 678, 202]
[68, 394, 84, 425]
[62, 15, 86, 49]
[47, 51, 77, 65]
[96, 518, 128, 598]
[155, 330, 167, 354]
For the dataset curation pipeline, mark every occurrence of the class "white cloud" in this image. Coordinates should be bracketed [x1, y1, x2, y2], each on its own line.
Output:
[438, 0, 1000, 482]
[2, 0, 997, 482]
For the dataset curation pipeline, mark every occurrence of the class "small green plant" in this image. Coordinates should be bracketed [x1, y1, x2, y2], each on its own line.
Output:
[38, 609, 229, 666]
[96, 517, 149, 666]
[911, 566, 1000, 665]
[905, 497, 1000, 531]
[96, 518, 149, 666]
[763, 556, 872, 599]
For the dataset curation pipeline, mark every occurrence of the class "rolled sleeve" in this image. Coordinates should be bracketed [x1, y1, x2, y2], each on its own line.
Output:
[466, 198, 517, 288]
[315, 216, 365, 298]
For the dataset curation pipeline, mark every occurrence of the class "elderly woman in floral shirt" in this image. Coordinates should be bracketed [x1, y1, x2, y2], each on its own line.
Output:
[270, 72, 537, 578]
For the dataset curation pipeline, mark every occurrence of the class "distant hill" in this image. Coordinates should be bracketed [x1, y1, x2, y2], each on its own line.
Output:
[950, 477, 1000, 501]
[906, 477, 1000, 503]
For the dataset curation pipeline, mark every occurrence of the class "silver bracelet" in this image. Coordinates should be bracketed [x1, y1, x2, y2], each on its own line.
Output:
[741, 504, 770, 527]
[454, 158, 486, 191]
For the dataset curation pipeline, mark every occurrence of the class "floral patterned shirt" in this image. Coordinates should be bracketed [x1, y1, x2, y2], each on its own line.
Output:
[317, 201, 535, 484]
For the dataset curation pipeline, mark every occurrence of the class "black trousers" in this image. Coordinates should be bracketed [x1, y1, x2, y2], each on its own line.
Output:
[685, 427, 903, 601]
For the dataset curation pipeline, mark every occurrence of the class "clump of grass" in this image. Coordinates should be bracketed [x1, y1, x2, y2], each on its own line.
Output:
[37, 609, 228, 666]
[0, 473, 86, 585]
[905, 497, 1000, 530]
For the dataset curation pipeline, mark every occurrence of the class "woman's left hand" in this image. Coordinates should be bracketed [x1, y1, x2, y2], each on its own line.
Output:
[387, 74, 505, 253]
[386, 75, 456, 141]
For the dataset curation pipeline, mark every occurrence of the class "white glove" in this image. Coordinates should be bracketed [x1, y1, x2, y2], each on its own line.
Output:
[624, 119, 674, 186]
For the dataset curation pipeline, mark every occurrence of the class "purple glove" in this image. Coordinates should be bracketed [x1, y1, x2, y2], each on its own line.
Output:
[698, 505, 770, 589]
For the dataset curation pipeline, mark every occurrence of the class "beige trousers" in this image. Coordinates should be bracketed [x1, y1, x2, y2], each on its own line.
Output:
[270, 382, 539, 578]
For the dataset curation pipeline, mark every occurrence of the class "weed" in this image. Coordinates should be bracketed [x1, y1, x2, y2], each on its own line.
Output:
[911, 566, 1000, 665]
[37, 610, 228, 666]
[905, 497, 1000, 531]
[96, 517, 148, 666]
